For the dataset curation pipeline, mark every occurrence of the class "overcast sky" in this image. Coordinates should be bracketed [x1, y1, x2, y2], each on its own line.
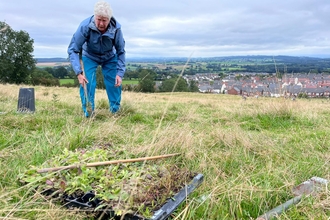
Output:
[1, 0, 330, 58]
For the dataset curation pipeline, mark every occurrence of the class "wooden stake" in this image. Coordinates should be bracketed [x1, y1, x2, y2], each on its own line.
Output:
[79, 57, 89, 106]
[37, 153, 181, 173]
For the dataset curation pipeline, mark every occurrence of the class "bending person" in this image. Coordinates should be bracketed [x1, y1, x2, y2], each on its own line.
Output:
[68, 1, 126, 117]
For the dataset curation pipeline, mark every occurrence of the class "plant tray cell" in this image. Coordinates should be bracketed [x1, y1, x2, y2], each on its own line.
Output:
[51, 173, 203, 220]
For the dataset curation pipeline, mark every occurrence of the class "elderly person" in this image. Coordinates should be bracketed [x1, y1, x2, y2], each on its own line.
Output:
[68, 1, 126, 117]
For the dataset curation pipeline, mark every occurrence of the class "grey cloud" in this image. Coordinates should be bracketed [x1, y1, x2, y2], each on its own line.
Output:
[1, 0, 330, 58]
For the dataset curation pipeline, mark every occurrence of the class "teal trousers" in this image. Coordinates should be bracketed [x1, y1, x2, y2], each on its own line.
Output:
[80, 55, 122, 116]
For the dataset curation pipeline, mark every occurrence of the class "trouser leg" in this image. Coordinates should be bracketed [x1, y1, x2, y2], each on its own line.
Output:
[80, 56, 98, 116]
[102, 56, 121, 113]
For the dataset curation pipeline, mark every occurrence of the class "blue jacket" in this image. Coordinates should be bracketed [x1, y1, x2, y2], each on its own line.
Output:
[68, 16, 126, 77]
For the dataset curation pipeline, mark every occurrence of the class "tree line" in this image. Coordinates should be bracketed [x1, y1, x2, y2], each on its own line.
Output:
[124, 68, 199, 93]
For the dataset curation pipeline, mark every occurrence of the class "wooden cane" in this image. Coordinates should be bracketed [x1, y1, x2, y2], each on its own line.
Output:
[79, 54, 89, 107]
[37, 153, 181, 173]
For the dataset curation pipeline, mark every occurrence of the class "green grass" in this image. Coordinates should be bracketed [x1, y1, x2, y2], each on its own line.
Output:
[122, 79, 138, 85]
[59, 78, 74, 85]
[1, 84, 330, 219]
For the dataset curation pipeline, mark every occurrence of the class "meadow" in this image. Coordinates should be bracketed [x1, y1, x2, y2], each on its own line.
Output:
[1, 83, 330, 219]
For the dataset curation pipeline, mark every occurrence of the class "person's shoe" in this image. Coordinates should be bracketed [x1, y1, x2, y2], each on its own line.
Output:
[110, 106, 120, 114]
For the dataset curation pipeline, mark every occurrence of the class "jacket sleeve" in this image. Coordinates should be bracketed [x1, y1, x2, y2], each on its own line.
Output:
[67, 23, 89, 75]
[113, 28, 126, 78]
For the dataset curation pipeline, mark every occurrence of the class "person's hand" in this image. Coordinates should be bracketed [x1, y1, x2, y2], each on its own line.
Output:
[77, 73, 88, 86]
[115, 75, 122, 87]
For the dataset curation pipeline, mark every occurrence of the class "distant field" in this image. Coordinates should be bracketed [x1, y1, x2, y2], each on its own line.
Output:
[122, 79, 138, 85]
[36, 62, 71, 67]
[60, 79, 74, 85]
[228, 67, 246, 71]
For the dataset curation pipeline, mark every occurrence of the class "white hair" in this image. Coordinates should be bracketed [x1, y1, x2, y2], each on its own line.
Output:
[94, 1, 113, 19]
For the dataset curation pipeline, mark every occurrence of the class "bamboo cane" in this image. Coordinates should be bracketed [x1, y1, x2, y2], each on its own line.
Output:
[79, 55, 89, 109]
[37, 153, 181, 173]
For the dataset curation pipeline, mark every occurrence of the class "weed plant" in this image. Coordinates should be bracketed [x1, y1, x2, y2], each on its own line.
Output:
[1, 84, 330, 219]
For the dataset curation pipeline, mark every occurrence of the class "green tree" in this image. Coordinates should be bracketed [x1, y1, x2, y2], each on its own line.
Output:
[138, 69, 156, 93]
[189, 80, 199, 92]
[53, 66, 68, 79]
[44, 67, 55, 76]
[30, 69, 60, 86]
[125, 70, 139, 80]
[160, 77, 189, 92]
[66, 65, 79, 85]
[0, 21, 35, 84]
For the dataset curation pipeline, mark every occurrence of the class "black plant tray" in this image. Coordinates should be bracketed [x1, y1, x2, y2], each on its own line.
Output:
[46, 173, 203, 220]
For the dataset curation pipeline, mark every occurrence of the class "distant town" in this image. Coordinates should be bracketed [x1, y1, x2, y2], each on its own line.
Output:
[35, 56, 330, 99]
[185, 73, 330, 98]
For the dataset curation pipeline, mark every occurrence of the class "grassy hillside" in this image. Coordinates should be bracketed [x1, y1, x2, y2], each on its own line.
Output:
[1, 84, 330, 219]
